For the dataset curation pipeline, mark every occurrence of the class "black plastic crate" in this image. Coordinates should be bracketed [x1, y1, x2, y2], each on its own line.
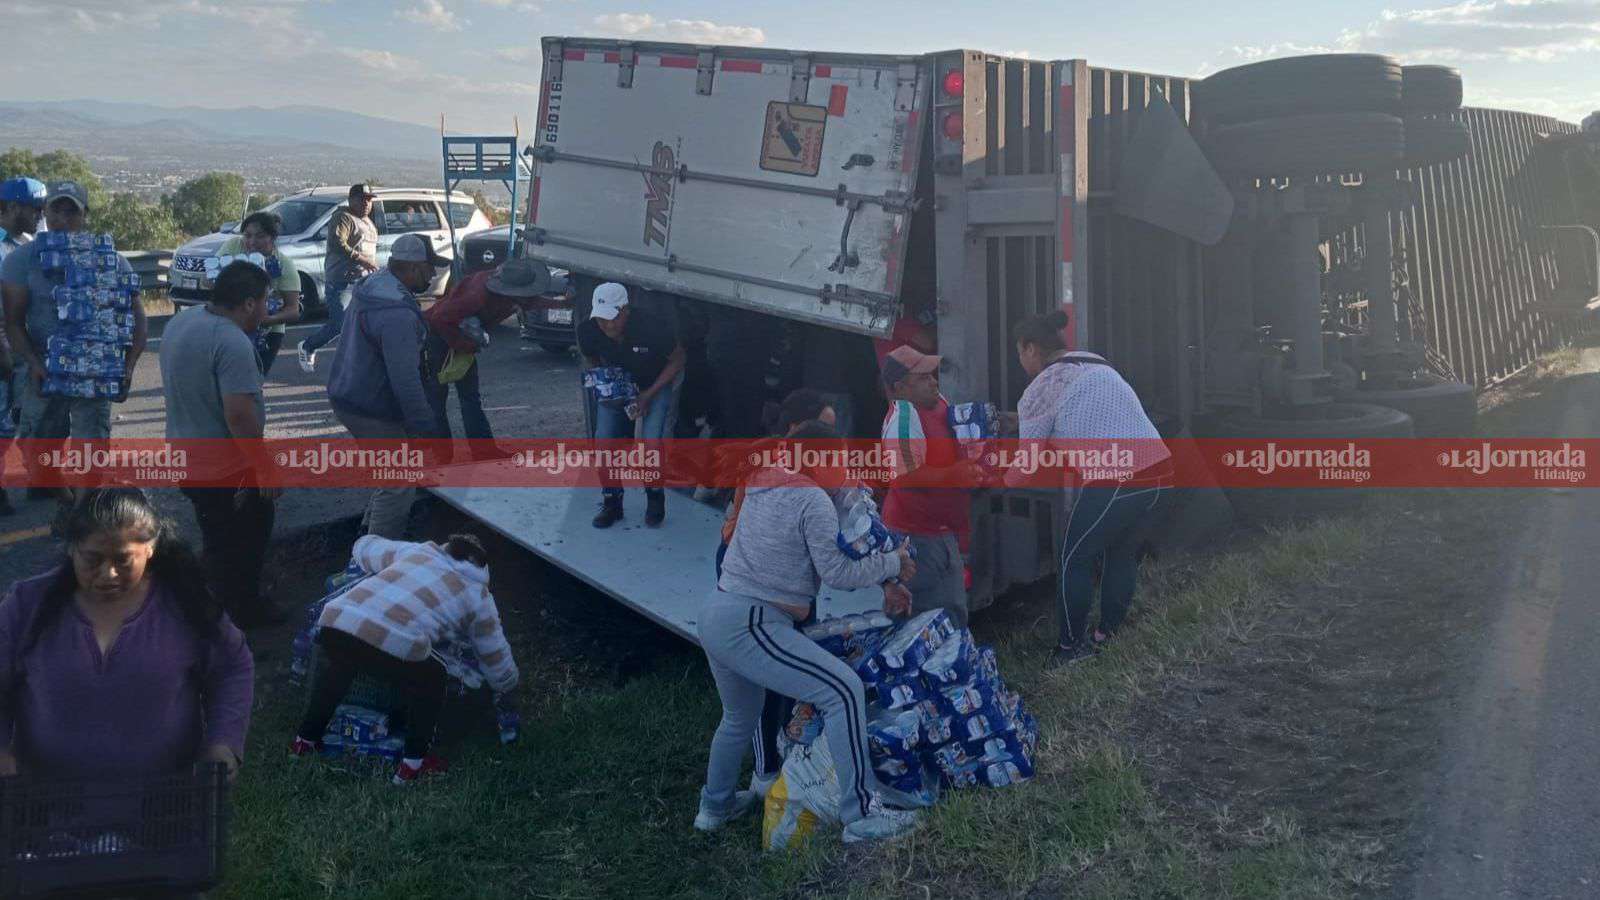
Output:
[0, 763, 230, 898]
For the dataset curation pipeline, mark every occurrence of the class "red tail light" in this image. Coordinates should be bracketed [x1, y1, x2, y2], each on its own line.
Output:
[941, 70, 964, 97]
[942, 112, 963, 141]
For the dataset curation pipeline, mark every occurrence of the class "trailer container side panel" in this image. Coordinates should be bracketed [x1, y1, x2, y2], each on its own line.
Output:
[1082, 66, 1203, 426]
[525, 38, 927, 337]
[1328, 109, 1591, 386]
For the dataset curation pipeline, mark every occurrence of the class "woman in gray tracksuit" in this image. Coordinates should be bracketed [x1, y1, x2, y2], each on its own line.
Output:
[695, 423, 921, 844]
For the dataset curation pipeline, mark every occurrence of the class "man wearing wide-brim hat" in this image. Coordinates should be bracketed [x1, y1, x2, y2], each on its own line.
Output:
[421, 257, 552, 453]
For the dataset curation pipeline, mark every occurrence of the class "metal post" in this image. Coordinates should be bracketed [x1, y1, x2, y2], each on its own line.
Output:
[1285, 212, 1327, 380]
[1362, 181, 1398, 361]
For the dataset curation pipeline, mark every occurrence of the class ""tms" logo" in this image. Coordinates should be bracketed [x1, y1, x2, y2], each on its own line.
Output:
[642, 140, 675, 248]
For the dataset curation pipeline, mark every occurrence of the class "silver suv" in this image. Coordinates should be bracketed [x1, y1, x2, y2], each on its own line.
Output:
[169, 186, 494, 314]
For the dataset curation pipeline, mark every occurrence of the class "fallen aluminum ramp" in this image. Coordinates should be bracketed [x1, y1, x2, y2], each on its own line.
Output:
[428, 478, 884, 644]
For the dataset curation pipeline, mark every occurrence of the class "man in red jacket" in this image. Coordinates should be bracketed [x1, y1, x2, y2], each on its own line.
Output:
[422, 259, 550, 451]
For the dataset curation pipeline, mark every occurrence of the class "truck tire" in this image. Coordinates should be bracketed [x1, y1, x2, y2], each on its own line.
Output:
[1206, 402, 1414, 523]
[1401, 65, 1463, 114]
[1196, 54, 1403, 126]
[1205, 113, 1405, 179]
[1343, 374, 1476, 437]
[1404, 115, 1471, 168]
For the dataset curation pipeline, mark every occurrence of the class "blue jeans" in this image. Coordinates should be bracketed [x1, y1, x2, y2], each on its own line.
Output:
[424, 331, 492, 441]
[594, 377, 678, 500]
[302, 279, 353, 354]
[1057, 477, 1171, 646]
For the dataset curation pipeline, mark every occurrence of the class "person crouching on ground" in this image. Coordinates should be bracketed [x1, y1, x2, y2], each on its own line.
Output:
[1009, 310, 1173, 666]
[289, 532, 520, 785]
[697, 420, 921, 843]
[0, 488, 254, 781]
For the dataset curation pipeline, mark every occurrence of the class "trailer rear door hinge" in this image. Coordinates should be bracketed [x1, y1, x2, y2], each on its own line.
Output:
[618, 45, 636, 89]
[790, 55, 812, 103]
[696, 51, 716, 96]
[894, 62, 920, 112]
[544, 41, 564, 82]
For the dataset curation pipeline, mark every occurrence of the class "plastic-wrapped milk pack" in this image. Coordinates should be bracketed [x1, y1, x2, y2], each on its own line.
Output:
[38, 232, 139, 400]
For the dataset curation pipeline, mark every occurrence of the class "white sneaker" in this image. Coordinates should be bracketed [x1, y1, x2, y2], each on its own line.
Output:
[842, 797, 921, 844]
[296, 340, 316, 373]
[693, 789, 760, 832]
[749, 772, 779, 799]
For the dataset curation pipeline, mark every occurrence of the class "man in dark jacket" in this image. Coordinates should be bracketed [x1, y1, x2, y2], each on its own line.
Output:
[326, 233, 446, 538]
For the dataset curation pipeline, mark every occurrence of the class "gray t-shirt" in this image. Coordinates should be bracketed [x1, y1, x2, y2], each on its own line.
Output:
[0, 237, 134, 350]
[159, 306, 264, 444]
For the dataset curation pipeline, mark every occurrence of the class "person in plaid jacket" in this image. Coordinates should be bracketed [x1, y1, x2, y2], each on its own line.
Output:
[288, 533, 519, 784]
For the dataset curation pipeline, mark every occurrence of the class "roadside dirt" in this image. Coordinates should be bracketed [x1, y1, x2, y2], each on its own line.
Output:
[1124, 352, 1592, 896]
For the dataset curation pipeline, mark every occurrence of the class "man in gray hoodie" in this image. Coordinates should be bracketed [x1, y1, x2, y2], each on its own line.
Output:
[326, 233, 447, 538]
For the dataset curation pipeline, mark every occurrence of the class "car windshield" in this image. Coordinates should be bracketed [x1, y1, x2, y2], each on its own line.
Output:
[264, 198, 337, 236]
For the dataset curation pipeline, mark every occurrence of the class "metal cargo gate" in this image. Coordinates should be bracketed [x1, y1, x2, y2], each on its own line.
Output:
[1327, 109, 1595, 387]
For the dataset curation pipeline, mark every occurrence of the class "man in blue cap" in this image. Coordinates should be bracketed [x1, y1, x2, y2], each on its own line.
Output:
[0, 176, 47, 515]
[0, 177, 46, 263]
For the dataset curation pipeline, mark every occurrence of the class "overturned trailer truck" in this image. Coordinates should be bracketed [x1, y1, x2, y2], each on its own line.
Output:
[459, 39, 1597, 624]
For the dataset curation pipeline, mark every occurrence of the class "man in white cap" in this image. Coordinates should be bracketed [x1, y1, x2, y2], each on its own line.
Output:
[326, 232, 448, 538]
[576, 282, 685, 528]
[1, 180, 147, 500]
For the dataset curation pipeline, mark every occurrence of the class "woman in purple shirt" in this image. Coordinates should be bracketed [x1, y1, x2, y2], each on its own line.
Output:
[0, 488, 255, 780]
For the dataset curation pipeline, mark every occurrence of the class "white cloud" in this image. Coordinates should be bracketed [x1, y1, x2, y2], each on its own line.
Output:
[495, 46, 541, 64]
[340, 49, 419, 72]
[1340, 0, 1600, 62]
[477, 0, 541, 10]
[8, 0, 305, 31]
[591, 13, 766, 45]
[398, 0, 464, 31]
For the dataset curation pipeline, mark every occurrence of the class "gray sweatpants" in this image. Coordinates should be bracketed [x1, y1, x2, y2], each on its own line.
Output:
[698, 592, 876, 825]
[333, 408, 414, 539]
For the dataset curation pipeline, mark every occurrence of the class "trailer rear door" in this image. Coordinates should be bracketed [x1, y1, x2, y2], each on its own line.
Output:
[527, 38, 928, 336]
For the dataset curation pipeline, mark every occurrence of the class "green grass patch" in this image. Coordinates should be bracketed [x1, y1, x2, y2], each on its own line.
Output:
[221, 513, 1385, 899]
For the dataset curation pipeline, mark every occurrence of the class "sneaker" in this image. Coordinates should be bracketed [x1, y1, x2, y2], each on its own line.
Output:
[592, 497, 624, 529]
[1092, 629, 1111, 646]
[392, 755, 449, 785]
[842, 798, 921, 844]
[288, 736, 323, 757]
[296, 340, 316, 373]
[693, 788, 761, 832]
[1048, 641, 1098, 668]
[749, 772, 779, 799]
[645, 490, 666, 528]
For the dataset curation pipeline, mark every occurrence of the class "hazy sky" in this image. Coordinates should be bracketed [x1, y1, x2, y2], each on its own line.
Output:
[4, 0, 1596, 131]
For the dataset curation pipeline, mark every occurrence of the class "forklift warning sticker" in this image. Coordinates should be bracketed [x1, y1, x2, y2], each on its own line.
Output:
[760, 102, 828, 177]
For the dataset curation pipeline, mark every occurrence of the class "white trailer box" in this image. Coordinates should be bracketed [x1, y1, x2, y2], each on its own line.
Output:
[527, 39, 927, 336]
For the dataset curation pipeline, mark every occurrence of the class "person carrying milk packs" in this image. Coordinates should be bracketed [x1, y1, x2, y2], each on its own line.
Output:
[697, 419, 922, 844]
[288, 533, 520, 785]
[216, 211, 301, 378]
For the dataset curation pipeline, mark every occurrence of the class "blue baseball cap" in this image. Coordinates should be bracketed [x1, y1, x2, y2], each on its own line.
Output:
[0, 177, 47, 208]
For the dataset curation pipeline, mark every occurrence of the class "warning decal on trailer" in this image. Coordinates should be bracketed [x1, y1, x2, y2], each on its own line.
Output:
[759, 102, 827, 177]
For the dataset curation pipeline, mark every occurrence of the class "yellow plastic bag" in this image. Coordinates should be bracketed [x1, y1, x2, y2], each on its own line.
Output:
[436, 350, 476, 384]
[760, 741, 840, 851]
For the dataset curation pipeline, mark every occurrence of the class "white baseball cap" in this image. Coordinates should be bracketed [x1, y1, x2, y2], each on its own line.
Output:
[591, 282, 629, 321]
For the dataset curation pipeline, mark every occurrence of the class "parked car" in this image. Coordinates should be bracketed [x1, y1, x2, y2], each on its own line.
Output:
[168, 186, 495, 315]
[458, 225, 575, 353]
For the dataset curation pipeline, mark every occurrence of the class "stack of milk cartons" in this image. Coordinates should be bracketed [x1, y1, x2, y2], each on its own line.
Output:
[38, 232, 139, 399]
[582, 366, 639, 411]
[205, 251, 282, 352]
[948, 401, 999, 462]
[807, 609, 1039, 793]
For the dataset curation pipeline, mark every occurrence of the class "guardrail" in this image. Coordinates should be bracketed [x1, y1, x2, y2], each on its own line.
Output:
[120, 250, 171, 293]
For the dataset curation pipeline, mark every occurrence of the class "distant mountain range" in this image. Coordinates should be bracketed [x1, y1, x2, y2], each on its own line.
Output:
[3, 100, 440, 160]
[0, 101, 490, 201]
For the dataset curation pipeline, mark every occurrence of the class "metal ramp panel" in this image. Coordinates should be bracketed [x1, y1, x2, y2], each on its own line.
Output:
[428, 477, 884, 643]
